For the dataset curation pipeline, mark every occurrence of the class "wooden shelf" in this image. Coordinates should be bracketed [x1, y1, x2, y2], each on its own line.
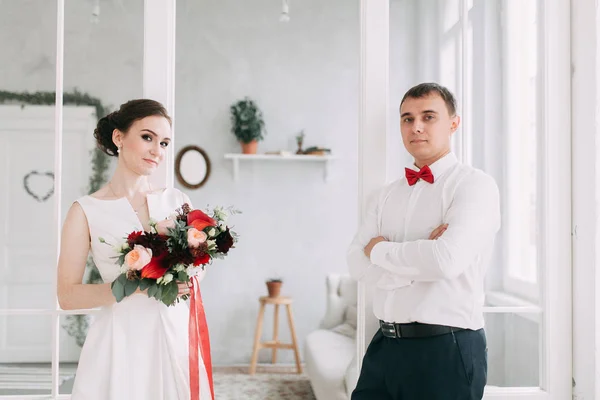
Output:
[224, 153, 337, 182]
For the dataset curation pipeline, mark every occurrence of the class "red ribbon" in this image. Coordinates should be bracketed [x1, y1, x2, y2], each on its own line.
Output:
[188, 276, 214, 400]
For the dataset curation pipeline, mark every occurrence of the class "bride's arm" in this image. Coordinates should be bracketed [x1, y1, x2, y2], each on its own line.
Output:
[57, 202, 116, 310]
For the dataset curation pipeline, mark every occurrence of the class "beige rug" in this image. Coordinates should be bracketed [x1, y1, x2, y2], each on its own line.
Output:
[214, 365, 316, 400]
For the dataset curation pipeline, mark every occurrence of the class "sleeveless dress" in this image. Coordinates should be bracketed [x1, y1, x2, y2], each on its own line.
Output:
[70, 188, 212, 400]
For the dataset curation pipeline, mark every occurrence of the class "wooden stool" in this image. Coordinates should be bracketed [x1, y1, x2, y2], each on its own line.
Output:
[249, 296, 302, 375]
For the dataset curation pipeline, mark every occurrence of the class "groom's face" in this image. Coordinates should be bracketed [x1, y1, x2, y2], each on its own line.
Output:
[399, 93, 459, 166]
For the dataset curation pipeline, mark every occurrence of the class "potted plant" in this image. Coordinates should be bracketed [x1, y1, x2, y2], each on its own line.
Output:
[230, 97, 266, 154]
[295, 130, 305, 154]
[266, 278, 283, 298]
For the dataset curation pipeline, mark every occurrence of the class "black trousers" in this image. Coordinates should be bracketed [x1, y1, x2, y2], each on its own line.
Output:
[351, 328, 487, 400]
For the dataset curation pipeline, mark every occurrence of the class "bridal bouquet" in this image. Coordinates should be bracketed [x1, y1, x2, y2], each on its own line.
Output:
[100, 203, 239, 306]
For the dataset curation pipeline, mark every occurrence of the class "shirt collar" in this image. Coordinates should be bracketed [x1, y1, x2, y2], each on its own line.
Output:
[405, 152, 458, 180]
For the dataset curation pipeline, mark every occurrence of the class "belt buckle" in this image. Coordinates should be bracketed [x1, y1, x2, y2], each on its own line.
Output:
[380, 321, 399, 338]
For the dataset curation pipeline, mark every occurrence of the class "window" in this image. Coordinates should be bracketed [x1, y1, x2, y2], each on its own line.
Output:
[502, 0, 541, 300]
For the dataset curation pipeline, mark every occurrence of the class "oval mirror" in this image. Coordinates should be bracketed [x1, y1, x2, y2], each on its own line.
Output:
[175, 145, 211, 189]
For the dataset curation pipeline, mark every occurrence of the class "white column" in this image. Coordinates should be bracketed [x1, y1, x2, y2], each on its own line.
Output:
[52, 1, 65, 396]
[571, 1, 600, 399]
[356, 0, 389, 377]
[143, 0, 176, 189]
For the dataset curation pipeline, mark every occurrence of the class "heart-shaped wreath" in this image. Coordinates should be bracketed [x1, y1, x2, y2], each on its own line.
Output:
[23, 170, 55, 202]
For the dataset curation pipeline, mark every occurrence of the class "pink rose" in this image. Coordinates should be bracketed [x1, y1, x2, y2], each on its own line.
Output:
[156, 218, 176, 235]
[124, 245, 153, 271]
[187, 228, 207, 248]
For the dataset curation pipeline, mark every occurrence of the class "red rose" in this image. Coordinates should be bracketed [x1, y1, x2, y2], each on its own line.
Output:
[193, 253, 210, 266]
[127, 231, 144, 247]
[215, 228, 235, 254]
[140, 255, 168, 279]
[187, 210, 217, 231]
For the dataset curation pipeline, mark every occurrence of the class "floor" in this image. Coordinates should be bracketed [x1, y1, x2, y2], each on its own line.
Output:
[0, 363, 317, 400]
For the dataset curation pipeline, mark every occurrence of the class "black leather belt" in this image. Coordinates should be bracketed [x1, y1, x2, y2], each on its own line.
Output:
[379, 321, 465, 338]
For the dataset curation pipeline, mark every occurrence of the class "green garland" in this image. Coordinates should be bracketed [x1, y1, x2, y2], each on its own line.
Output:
[0, 89, 111, 347]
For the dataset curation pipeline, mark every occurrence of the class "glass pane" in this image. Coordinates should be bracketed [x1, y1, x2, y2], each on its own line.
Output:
[485, 312, 540, 387]
[60, 0, 145, 298]
[0, 0, 58, 310]
[59, 313, 90, 394]
[391, 0, 542, 302]
[501, 0, 540, 295]
[463, 0, 541, 303]
[0, 315, 53, 396]
[175, 1, 360, 366]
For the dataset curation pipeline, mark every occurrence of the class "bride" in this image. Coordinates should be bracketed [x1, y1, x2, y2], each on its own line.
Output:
[56, 99, 213, 400]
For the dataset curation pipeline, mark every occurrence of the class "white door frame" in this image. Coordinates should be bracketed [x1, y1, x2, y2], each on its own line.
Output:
[356, 0, 572, 398]
[571, 0, 600, 399]
[143, 0, 176, 190]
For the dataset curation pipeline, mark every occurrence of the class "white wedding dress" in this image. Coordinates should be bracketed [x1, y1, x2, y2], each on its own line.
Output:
[70, 188, 212, 400]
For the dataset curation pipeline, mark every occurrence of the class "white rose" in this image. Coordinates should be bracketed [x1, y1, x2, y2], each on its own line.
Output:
[175, 264, 186, 272]
[207, 240, 216, 250]
[207, 228, 216, 237]
[162, 273, 173, 284]
[186, 265, 207, 282]
[186, 265, 195, 276]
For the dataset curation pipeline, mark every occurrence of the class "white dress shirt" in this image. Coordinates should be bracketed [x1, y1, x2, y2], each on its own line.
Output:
[347, 152, 501, 330]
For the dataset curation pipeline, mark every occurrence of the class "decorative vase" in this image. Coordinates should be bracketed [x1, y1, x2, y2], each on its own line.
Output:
[266, 281, 282, 298]
[241, 140, 258, 154]
[296, 139, 304, 155]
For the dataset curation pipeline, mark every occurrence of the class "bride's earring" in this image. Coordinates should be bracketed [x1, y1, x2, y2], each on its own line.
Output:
[117, 146, 122, 154]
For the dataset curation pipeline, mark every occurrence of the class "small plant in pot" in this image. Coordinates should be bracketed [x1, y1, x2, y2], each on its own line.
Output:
[266, 278, 283, 298]
[230, 97, 266, 154]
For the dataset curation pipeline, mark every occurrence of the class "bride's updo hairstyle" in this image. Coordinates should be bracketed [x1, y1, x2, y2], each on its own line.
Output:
[94, 99, 171, 157]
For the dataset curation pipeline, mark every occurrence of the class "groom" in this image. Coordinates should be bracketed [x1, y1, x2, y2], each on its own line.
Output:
[347, 83, 500, 399]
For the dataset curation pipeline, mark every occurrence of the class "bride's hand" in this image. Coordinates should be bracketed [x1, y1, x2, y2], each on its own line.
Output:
[177, 281, 191, 297]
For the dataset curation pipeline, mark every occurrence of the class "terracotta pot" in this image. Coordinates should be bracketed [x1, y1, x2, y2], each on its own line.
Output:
[241, 140, 258, 154]
[266, 281, 282, 298]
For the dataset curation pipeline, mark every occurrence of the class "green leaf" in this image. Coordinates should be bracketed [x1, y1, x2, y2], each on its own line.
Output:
[112, 277, 126, 302]
[161, 281, 179, 307]
[117, 274, 128, 286]
[148, 284, 158, 298]
[178, 271, 189, 282]
[124, 279, 139, 296]
[139, 278, 153, 291]
[154, 285, 163, 300]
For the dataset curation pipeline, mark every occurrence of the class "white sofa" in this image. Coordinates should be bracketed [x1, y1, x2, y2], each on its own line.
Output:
[304, 274, 379, 400]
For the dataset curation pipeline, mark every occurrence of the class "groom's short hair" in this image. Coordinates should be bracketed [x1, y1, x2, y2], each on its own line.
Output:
[400, 83, 457, 117]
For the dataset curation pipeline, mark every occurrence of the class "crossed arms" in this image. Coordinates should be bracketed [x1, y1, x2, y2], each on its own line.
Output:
[347, 172, 501, 283]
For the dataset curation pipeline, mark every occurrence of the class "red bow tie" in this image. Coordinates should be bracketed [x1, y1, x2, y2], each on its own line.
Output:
[405, 165, 434, 186]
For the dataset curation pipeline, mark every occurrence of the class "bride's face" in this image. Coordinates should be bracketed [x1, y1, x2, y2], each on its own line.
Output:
[117, 116, 172, 176]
